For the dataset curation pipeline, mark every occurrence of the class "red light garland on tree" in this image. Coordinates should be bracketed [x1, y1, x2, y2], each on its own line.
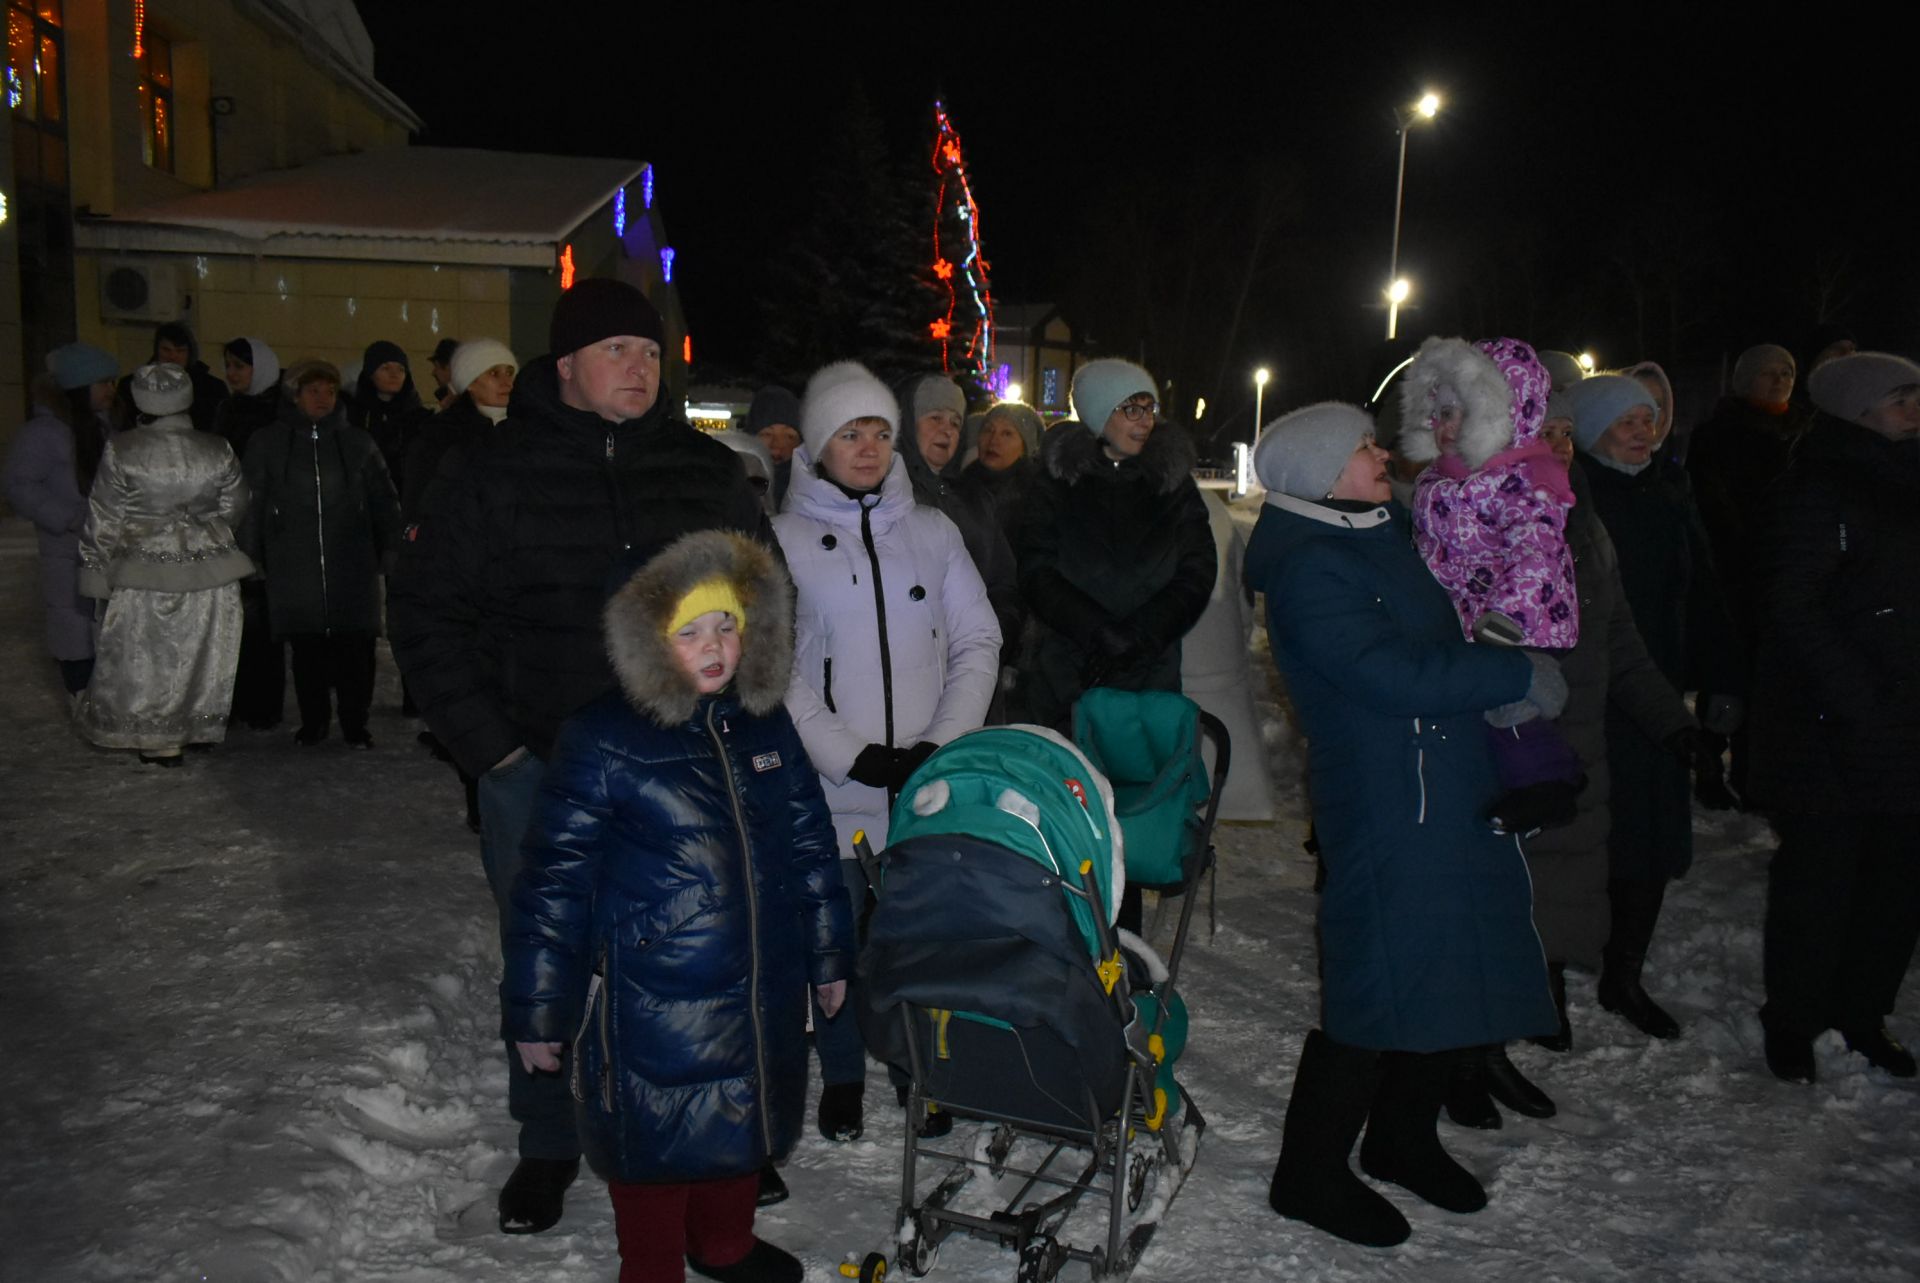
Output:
[929, 102, 994, 381]
[558, 243, 576, 290]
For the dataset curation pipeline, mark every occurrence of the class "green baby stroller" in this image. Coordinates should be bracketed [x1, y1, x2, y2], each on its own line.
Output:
[849, 700, 1228, 1283]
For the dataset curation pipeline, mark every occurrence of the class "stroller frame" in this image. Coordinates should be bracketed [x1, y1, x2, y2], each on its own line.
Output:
[865, 712, 1230, 1283]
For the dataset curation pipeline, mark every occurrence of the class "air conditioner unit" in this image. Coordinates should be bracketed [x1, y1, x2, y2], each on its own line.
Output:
[98, 259, 183, 323]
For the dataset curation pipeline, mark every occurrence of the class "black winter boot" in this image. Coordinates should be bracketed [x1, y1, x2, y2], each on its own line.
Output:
[818, 1081, 865, 1142]
[1268, 1030, 1410, 1247]
[1442, 1046, 1501, 1130]
[756, 1163, 790, 1207]
[1600, 879, 1681, 1040]
[1841, 1026, 1917, 1078]
[1529, 962, 1572, 1052]
[1483, 1043, 1556, 1118]
[689, 1238, 804, 1283]
[497, 1156, 579, 1234]
[1359, 1052, 1488, 1215]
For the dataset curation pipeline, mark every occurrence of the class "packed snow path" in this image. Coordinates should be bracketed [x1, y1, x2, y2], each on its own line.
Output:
[0, 518, 1913, 1283]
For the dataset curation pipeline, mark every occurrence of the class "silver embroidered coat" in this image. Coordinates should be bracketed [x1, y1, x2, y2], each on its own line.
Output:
[74, 414, 254, 750]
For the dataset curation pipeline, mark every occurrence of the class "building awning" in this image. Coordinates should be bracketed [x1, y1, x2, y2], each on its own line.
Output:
[74, 147, 649, 268]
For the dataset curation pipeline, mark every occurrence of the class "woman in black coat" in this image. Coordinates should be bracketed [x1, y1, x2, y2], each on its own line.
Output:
[349, 339, 433, 504]
[1013, 360, 1214, 732]
[240, 360, 402, 748]
[1574, 368, 1742, 1041]
[1750, 352, 1920, 1084]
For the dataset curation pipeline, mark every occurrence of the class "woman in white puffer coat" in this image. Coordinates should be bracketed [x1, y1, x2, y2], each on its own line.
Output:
[774, 360, 1001, 1143]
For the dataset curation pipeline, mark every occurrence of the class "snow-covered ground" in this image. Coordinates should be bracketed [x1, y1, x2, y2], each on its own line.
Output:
[1, 516, 1914, 1283]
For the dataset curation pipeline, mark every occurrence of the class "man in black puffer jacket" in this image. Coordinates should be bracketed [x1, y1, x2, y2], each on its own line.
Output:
[389, 278, 770, 1237]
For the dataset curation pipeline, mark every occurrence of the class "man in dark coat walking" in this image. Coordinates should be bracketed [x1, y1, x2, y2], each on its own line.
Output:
[389, 279, 771, 1235]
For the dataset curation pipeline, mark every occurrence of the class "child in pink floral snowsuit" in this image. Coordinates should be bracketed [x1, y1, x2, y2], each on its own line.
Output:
[1398, 335, 1584, 832]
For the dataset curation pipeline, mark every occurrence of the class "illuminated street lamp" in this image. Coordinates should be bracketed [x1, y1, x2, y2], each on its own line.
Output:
[1386, 277, 1413, 343]
[1253, 367, 1272, 441]
[1385, 91, 1442, 339]
[1577, 351, 1597, 373]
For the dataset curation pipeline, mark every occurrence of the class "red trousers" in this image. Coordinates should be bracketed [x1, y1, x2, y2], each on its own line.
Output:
[607, 1172, 759, 1283]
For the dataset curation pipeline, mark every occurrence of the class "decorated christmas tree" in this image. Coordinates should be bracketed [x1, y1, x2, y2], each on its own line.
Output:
[928, 102, 997, 394]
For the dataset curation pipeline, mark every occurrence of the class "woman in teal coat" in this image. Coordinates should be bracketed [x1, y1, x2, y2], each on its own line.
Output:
[1244, 403, 1559, 1249]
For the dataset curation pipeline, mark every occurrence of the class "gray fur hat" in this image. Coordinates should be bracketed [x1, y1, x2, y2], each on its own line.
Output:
[1070, 359, 1156, 432]
[130, 362, 194, 417]
[1538, 350, 1587, 392]
[603, 531, 794, 726]
[1807, 352, 1920, 424]
[979, 401, 1045, 458]
[1254, 402, 1375, 500]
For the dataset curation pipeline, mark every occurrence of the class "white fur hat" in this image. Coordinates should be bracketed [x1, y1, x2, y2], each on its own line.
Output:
[799, 361, 897, 459]
[449, 338, 517, 395]
[131, 362, 193, 417]
[1808, 352, 1920, 424]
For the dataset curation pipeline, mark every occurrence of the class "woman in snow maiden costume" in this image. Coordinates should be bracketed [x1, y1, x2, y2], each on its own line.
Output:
[773, 360, 1000, 1144]
[74, 364, 253, 764]
[1749, 353, 1920, 1085]
[503, 531, 854, 1283]
[1397, 335, 1586, 835]
[1244, 402, 1558, 1249]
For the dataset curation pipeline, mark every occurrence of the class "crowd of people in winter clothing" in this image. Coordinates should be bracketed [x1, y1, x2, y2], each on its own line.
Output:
[5, 280, 1915, 1281]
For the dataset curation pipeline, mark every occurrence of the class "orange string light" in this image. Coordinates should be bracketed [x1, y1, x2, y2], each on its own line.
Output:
[558, 244, 576, 290]
[132, 0, 146, 58]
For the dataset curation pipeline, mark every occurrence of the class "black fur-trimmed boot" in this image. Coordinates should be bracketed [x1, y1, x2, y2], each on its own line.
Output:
[1359, 1051, 1488, 1215]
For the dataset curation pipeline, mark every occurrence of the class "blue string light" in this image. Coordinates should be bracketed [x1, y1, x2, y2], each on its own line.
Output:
[613, 188, 626, 238]
[660, 247, 675, 282]
[642, 165, 654, 210]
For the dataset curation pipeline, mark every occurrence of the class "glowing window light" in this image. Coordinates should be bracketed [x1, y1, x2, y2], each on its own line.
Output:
[642, 165, 654, 209]
[660, 247, 675, 282]
[559, 243, 576, 290]
[613, 188, 627, 238]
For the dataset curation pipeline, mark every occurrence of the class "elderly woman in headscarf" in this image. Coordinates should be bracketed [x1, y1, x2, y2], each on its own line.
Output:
[1684, 342, 1811, 804]
[1571, 369, 1740, 1044]
[1749, 352, 1920, 1085]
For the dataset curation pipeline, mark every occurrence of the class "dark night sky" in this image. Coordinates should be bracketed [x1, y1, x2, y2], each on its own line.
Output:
[355, 6, 1914, 424]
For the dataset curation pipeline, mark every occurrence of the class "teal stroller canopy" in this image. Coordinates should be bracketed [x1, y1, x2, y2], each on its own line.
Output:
[889, 724, 1125, 953]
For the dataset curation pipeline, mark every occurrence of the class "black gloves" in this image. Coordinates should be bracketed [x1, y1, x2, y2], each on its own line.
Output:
[1485, 779, 1585, 837]
[848, 744, 898, 789]
[849, 742, 940, 793]
[1082, 623, 1146, 689]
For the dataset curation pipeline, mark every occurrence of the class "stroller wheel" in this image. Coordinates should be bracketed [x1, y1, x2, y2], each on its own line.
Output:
[1126, 1151, 1151, 1213]
[903, 1233, 938, 1277]
[1016, 1234, 1061, 1283]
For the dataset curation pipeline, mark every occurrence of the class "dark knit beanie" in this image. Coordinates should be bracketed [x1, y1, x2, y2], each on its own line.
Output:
[154, 321, 197, 361]
[362, 339, 409, 372]
[549, 278, 665, 357]
[430, 336, 461, 366]
[746, 384, 801, 435]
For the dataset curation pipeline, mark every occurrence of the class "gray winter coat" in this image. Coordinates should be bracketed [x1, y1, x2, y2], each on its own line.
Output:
[4, 406, 106, 660]
[1523, 464, 1692, 967]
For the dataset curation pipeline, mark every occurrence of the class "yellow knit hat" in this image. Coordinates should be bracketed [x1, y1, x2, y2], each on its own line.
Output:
[667, 578, 748, 635]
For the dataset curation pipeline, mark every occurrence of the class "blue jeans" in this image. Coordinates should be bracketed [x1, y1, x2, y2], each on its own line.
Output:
[811, 858, 872, 1085]
[478, 750, 580, 1161]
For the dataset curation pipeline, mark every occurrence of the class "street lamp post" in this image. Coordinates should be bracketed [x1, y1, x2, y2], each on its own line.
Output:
[1253, 367, 1271, 442]
[1385, 92, 1440, 340]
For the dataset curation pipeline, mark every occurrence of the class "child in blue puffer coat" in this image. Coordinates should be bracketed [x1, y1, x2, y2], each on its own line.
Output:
[502, 530, 855, 1283]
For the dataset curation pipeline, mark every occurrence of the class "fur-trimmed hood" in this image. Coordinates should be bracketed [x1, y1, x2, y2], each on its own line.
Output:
[1042, 416, 1198, 494]
[603, 531, 794, 726]
[1397, 336, 1550, 470]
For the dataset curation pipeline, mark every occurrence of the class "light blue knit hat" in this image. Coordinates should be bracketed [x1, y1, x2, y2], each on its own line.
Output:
[1565, 374, 1657, 454]
[47, 342, 118, 391]
[1069, 359, 1156, 432]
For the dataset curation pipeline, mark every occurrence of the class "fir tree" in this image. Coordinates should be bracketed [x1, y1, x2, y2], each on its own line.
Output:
[757, 85, 944, 386]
